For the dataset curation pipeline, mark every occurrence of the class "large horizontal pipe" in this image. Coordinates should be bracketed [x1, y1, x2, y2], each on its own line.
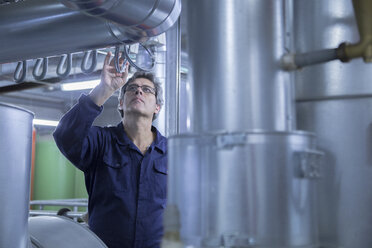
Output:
[0, 0, 180, 64]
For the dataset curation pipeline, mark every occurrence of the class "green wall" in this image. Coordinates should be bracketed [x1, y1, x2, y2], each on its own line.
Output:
[32, 135, 88, 211]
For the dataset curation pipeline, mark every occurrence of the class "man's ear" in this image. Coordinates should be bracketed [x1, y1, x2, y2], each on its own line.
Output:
[155, 104, 160, 114]
[118, 99, 124, 110]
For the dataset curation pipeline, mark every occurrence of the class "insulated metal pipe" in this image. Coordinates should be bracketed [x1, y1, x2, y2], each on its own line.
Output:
[0, 0, 181, 64]
[187, 0, 293, 132]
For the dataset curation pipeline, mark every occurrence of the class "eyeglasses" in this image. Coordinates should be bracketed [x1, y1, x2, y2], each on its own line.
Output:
[125, 84, 156, 95]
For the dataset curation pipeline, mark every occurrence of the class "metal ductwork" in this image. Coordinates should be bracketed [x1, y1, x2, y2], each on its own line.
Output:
[0, 0, 181, 63]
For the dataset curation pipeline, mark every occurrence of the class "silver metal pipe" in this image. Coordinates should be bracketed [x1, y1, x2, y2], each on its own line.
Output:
[30, 200, 88, 207]
[187, 0, 292, 132]
[281, 48, 339, 70]
[61, 0, 181, 39]
[0, 0, 181, 63]
[164, 19, 181, 136]
[29, 210, 86, 218]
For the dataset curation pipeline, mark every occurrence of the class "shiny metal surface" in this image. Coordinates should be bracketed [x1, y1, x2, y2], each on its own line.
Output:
[61, 0, 181, 38]
[0, 0, 181, 63]
[0, 103, 33, 248]
[294, 0, 372, 100]
[168, 131, 320, 247]
[29, 216, 107, 248]
[297, 98, 372, 248]
[186, 0, 294, 132]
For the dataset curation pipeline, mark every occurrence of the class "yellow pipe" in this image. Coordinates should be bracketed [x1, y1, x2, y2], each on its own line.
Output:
[340, 0, 372, 62]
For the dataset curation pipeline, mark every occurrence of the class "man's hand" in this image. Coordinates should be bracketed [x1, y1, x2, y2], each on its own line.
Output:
[101, 51, 129, 92]
[89, 52, 129, 107]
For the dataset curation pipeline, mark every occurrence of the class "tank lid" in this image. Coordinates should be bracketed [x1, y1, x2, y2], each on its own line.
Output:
[0, 102, 34, 117]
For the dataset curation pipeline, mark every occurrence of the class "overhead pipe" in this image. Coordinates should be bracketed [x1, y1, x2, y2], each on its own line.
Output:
[0, 0, 181, 64]
[281, 0, 372, 70]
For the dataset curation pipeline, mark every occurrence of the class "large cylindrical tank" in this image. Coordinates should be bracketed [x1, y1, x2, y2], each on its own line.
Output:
[168, 131, 321, 247]
[0, 103, 33, 248]
[294, 0, 372, 247]
[165, 1, 322, 247]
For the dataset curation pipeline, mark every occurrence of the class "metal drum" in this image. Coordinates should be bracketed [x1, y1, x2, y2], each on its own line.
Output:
[0, 103, 33, 248]
[167, 131, 322, 248]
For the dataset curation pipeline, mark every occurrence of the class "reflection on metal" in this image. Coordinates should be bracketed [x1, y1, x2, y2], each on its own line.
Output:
[0, 103, 33, 248]
[29, 216, 107, 248]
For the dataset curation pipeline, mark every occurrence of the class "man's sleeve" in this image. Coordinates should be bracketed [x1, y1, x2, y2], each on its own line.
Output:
[53, 94, 104, 172]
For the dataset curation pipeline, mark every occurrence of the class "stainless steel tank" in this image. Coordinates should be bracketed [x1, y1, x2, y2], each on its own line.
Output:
[294, 0, 372, 247]
[0, 103, 33, 248]
[165, 0, 322, 247]
[168, 131, 321, 247]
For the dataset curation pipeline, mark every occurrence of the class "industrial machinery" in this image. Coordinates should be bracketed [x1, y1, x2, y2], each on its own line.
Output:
[1, 0, 372, 247]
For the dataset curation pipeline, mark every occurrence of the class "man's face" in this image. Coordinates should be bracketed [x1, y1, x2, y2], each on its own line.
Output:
[121, 78, 160, 119]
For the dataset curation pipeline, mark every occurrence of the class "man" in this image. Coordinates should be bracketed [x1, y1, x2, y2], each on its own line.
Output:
[53, 51, 167, 248]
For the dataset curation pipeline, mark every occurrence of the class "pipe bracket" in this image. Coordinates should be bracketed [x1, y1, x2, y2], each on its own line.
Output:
[81, 50, 97, 74]
[294, 149, 324, 179]
[13, 60, 27, 83]
[32, 57, 48, 81]
[216, 133, 247, 149]
[57, 54, 72, 79]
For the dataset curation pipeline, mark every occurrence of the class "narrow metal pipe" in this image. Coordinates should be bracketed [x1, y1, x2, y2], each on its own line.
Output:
[281, 48, 339, 70]
[164, 18, 181, 136]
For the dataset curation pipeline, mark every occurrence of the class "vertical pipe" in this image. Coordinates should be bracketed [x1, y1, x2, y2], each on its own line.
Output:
[165, 19, 181, 136]
[187, 0, 292, 133]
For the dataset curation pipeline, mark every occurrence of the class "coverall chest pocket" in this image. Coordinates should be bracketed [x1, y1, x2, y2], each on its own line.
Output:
[103, 156, 131, 192]
[152, 158, 168, 199]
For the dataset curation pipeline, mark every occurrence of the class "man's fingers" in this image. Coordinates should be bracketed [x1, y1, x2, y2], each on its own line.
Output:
[122, 62, 129, 79]
[104, 51, 112, 66]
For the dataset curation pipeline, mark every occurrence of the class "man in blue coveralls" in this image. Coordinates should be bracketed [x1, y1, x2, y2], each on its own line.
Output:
[53, 52, 167, 248]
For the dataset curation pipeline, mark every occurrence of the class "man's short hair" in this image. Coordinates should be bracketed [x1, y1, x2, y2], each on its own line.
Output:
[118, 71, 164, 121]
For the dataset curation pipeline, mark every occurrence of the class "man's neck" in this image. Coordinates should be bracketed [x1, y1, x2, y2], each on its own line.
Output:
[122, 115, 155, 154]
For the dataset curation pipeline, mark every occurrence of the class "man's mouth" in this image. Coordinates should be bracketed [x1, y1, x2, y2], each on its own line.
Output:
[131, 97, 144, 103]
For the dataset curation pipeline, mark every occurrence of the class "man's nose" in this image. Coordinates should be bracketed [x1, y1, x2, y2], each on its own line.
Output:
[135, 88, 143, 95]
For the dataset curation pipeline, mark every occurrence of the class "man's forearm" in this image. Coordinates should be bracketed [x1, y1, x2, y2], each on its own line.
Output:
[89, 83, 115, 107]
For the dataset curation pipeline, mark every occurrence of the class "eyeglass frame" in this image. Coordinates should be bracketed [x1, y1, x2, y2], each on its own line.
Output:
[124, 83, 157, 96]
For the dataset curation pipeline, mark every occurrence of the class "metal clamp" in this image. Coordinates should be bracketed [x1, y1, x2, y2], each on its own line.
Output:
[294, 149, 324, 179]
[81, 50, 97, 74]
[124, 43, 155, 71]
[13, 60, 27, 83]
[57, 53, 72, 78]
[32, 57, 48, 80]
[114, 45, 128, 73]
[216, 133, 247, 149]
